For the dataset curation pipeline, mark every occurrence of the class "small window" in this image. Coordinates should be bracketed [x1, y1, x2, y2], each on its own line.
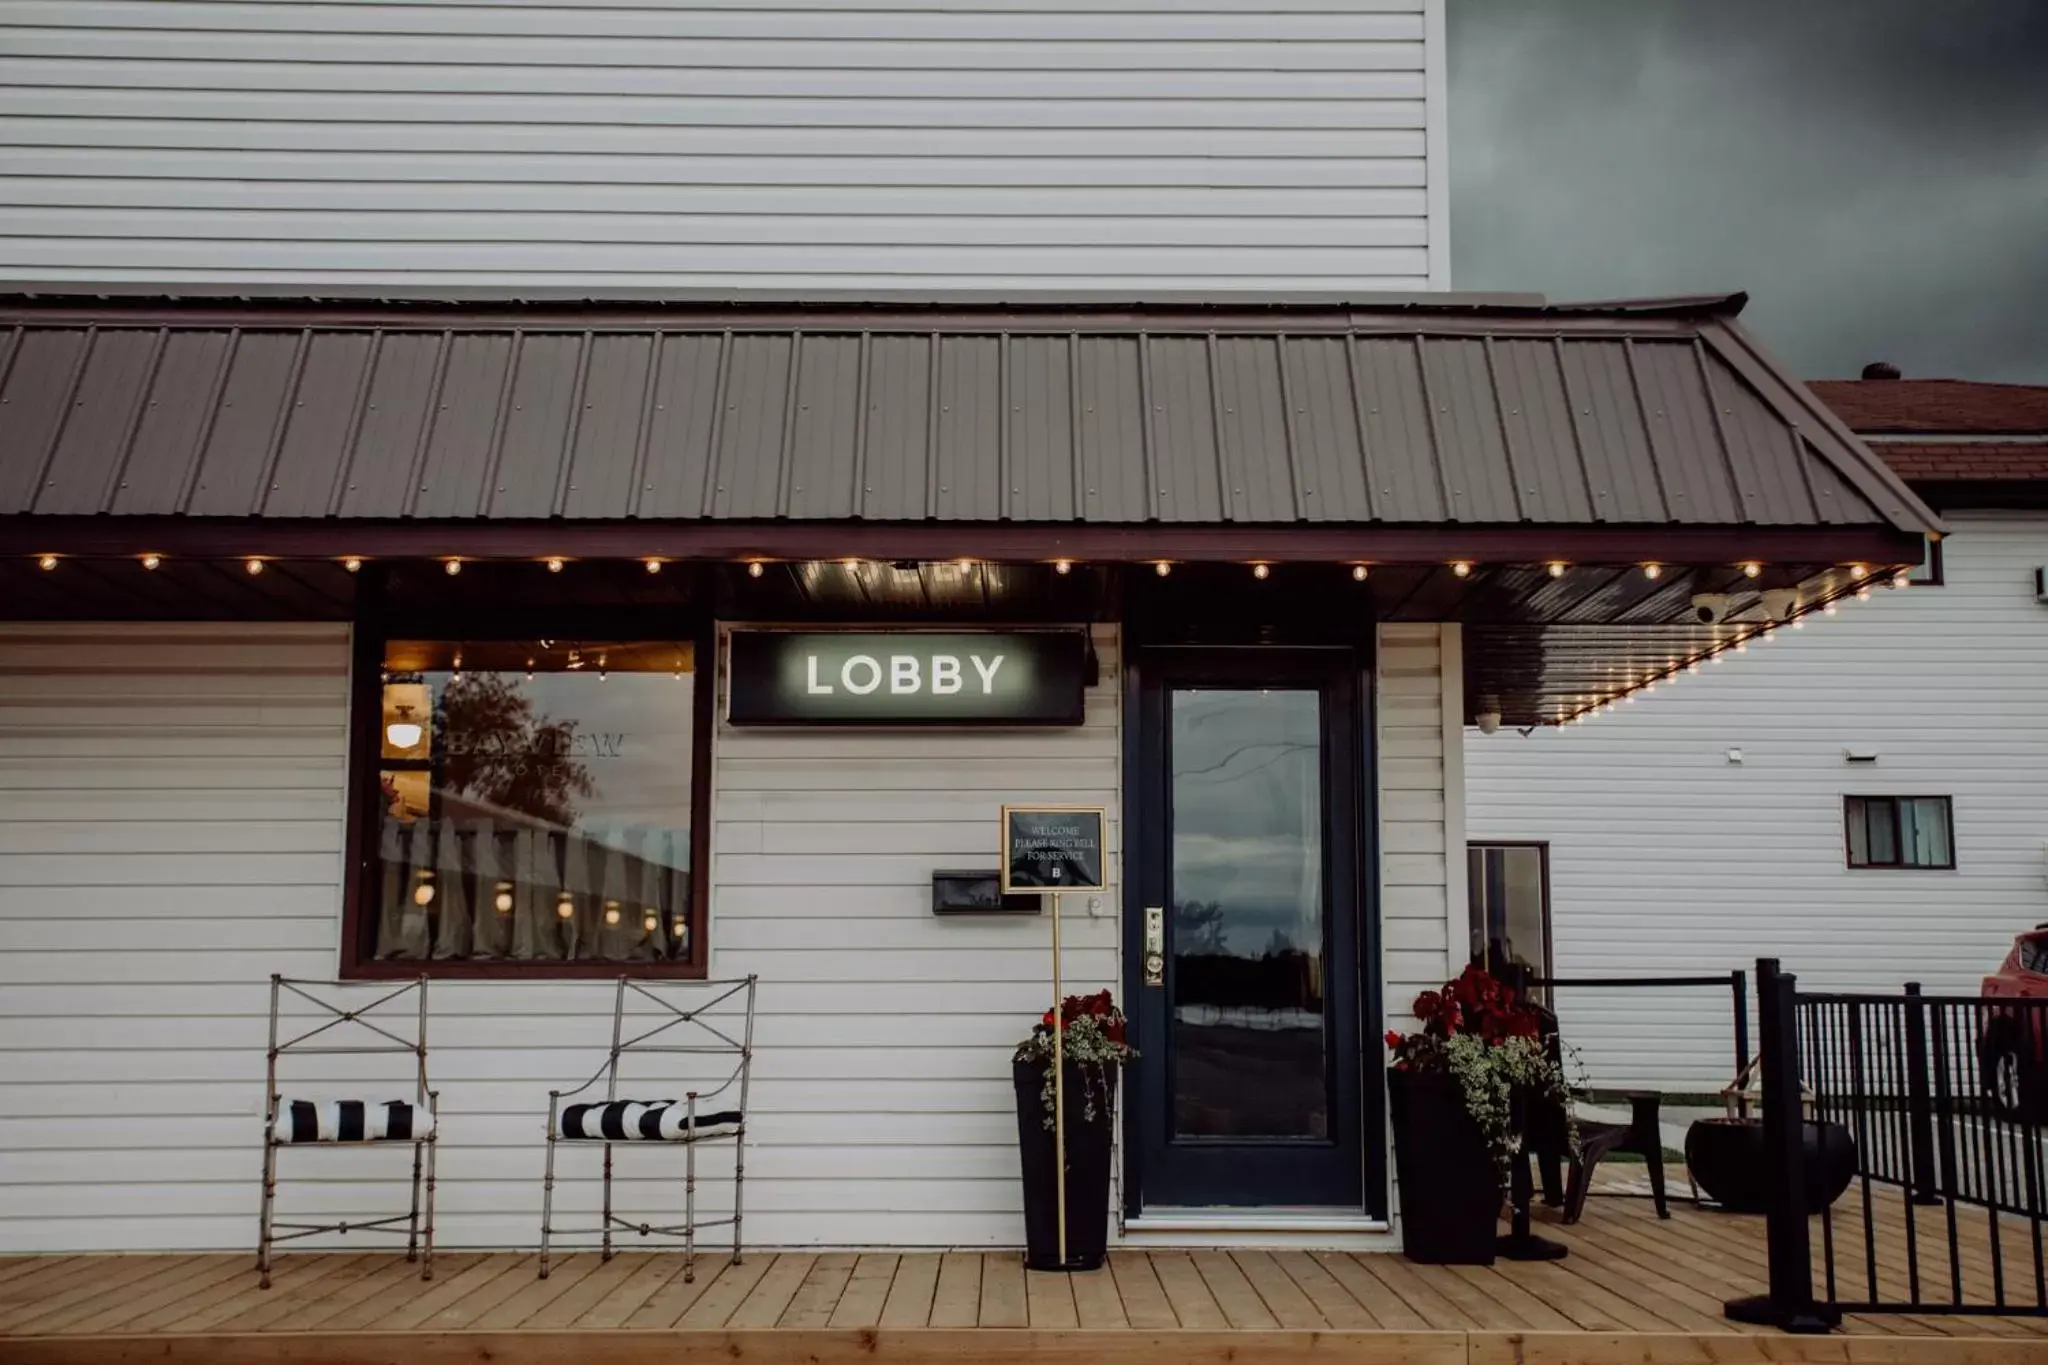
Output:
[1845, 796, 1954, 870]
[345, 630, 711, 978]
[1468, 842, 1552, 996]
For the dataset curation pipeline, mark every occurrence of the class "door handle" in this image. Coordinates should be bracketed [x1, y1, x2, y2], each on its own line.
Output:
[1143, 906, 1165, 987]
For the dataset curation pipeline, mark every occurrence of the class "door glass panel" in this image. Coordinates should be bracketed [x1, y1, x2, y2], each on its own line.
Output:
[1169, 688, 1328, 1139]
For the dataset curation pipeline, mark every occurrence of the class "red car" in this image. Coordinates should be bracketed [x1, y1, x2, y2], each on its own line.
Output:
[1980, 927, 2048, 1117]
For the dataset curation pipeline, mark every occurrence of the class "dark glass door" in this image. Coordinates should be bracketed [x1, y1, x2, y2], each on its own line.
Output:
[1127, 647, 1369, 1209]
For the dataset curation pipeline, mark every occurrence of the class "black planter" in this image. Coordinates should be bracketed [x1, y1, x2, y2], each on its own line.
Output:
[1013, 1059, 1116, 1272]
[1685, 1116, 1858, 1213]
[1388, 1069, 1501, 1264]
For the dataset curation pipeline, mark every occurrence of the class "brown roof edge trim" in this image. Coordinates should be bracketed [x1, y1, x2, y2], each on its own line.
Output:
[0, 299, 1740, 338]
[0, 516, 1928, 568]
[1701, 319, 1947, 537]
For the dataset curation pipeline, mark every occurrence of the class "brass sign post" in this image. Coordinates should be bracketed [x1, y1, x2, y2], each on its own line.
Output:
[999, 805, 1108, 1272]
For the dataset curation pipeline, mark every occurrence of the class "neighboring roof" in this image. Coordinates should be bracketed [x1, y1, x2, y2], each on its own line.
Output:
[1869, 441, 2048, 483]
[1809, 376, 2048, 485]
[1808, 378, 2048, 435]
[0, 293, 1938, 534]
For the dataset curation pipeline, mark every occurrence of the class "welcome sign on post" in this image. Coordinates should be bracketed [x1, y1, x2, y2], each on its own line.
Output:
[725, 630, 1089, 726]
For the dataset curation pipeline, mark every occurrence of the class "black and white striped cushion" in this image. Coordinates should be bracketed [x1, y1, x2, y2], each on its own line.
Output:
[273, 1099, 435, 1143]
[556, 1101, 742, 1142]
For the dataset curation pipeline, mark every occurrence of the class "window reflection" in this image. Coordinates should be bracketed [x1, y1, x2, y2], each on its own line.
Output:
[1169, 688, 1329, 1139]
[373, 640, 695, 964]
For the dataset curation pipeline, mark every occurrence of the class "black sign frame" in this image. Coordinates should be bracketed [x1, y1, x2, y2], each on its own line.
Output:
[1000, 805, 1108, 894]
[725, 628, 1090, 727]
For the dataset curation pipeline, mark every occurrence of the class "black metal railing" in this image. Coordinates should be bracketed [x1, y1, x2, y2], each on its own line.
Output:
[1527, 970, 1750, 1109]
[1729, 958, 2048, 1332]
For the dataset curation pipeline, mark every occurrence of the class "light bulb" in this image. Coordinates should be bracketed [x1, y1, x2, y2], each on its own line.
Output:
[1741, 562, 1762, 579]
[1792, 617, 1805, 628]
[1252, 563, 1270, 580]
[1546, 561, 1566, 578]
[1154, 561, 1171, 577]
[957, 558, 976, 570]
[1352, 565, 1369, 581]
[1849, 563, 1868, 579]
[1892, 571, 1910, 589]
[1642, 563, 1662, 580]
[525, 659, 535, 679]
[1054, 559, 1072, 575]
[1450, 561, 1472, 578]
[386, 720, 423, 749]
[643, 909, 659, 933]
[1689, 661, 1702, 674]
[843, 557, 861, 569]
[546, 557, 564, 573]
[604, 901, 621, 925]
[140, 554, 161, 571]
[494, 883, 514, 914]
[644, 558, 662, 574]
[343, 557, 363, 573]
[443, 559, 461, 575]
[37, 555, 57, 571]
[1824, 602, 1839, 616]
[672, 916, 688, 938]
[1624, 692, 1637, 703]
[747, 561, 765, 578]
[413, 877, 435, 907]
[556, 894, 575, 920]
[1856, 587, 1872, 601]
[1760, 628, 1776, 642]
[245, 558, 265, 575]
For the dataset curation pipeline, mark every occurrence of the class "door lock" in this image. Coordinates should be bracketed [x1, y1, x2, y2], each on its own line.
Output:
[1143, 906, 1165, 987]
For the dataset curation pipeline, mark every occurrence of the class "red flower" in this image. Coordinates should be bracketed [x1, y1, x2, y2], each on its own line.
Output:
[1384, 1029, 1404, 1048]
[1413, 990, 1444, 1021]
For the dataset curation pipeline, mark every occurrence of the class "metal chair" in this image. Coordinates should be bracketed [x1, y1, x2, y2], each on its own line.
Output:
[257, 974, 437, 1288]
[539, 975, 757, 1281]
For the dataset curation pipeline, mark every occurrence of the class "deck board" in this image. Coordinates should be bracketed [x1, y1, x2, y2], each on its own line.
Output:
[7, 1189, 2048, 1361]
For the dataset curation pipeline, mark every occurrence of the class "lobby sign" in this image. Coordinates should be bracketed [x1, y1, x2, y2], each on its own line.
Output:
[1001, 806, 1107, 894]
[725, 629, 1088, 726]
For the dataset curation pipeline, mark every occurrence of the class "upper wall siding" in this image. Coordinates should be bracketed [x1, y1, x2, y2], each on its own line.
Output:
[1466, 513, 2048, 1092]
[0, 0, 1441, 291]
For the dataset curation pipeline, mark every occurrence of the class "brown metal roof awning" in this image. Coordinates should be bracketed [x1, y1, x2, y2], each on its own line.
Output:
[0, 292, 1936, 536]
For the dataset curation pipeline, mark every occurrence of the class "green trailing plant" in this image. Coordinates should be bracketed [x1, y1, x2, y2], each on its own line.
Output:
[1385, 964, 1577, 1178]
[1014, 990, 1136, 1129]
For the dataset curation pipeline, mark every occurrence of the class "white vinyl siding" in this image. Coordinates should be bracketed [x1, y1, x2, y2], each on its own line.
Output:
[1466, 513, 2048, 1092]
[1378, 623, 1458, 1025]
[707, 622, 1120, 1248]
[0, 620, 1120, 1253]
[0, 0, 1440, 292]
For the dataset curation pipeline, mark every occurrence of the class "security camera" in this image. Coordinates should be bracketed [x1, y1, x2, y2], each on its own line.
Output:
[1475, 695, 1503, 735]
[1760, 588, 1801, 622]
[1690, 593, 1734, 625]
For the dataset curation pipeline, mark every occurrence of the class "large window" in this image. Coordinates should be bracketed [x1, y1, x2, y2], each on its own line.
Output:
[1468, 842, 1551, 988]
[344, 628, 711, 977]
[1845, 796, 1955, 870]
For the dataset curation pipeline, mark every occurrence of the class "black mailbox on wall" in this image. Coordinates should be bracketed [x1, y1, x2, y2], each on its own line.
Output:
[931, 870, 1041, 915]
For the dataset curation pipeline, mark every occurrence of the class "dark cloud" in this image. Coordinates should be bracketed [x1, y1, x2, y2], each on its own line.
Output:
[1449, 0, 2048, 382]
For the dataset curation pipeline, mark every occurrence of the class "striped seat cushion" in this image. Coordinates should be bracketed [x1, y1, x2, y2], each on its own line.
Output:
[556, 1101, 742, 1142]
[272, 1099, 435, 1143]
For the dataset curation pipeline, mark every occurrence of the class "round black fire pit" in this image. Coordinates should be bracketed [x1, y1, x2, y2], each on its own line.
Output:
[1685, 1116, 1856, 1213]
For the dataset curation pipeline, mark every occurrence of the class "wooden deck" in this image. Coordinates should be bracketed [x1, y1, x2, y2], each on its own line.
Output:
[5, 1183, 2047, 1364]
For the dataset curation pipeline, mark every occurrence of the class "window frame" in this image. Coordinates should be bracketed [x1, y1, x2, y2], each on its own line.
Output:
[1843, 795, 1956, 872]
[1466, 839, 1554, 986]
[339, 588, 716, 980]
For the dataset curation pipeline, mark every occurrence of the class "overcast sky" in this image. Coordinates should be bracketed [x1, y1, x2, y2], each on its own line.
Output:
[1449, 0, 2048, 383]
